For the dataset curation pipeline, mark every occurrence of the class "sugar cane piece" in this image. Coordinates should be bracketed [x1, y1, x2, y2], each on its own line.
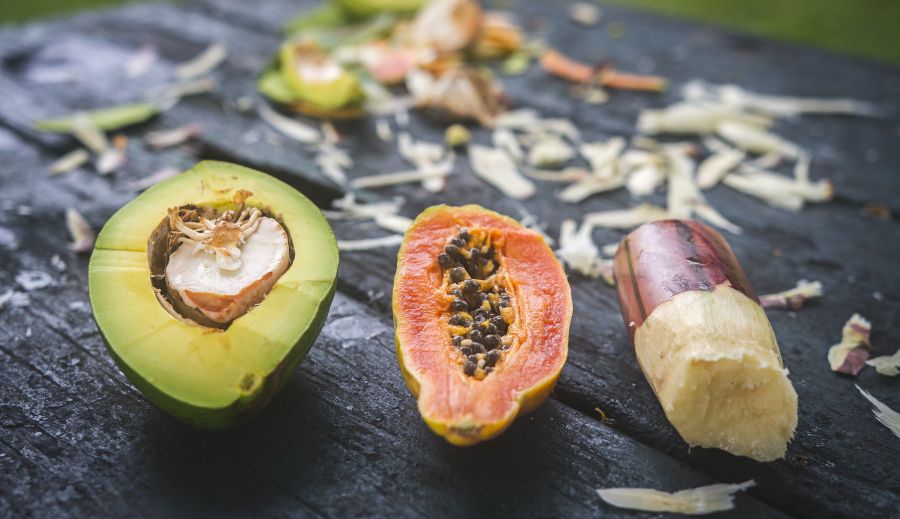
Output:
[613, 220, 797, 461]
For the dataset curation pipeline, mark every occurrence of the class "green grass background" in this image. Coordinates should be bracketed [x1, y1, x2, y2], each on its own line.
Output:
[2, 0, 899, 65]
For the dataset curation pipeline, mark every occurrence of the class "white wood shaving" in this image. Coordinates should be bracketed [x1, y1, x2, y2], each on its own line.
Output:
[96, 145, 126, 175]
[257, 104, 320, 143]
[50, 255, 66, 272]
[759, 280, 823, 310]
[322, 122, 340, 145]
[517, 206, 555, 246]
[325, 194, 404, 220]
[397, 132, 450, 192]
[664, 146, 698, 219]
[828, 313, 872, 373]
[128, 167, 179, 191]
[66, 208, 95, 253]
[495, 109, 541, 130]
[350, 167, 452, 189]
[731, 165, 833, 205]
[625, 164, 665, 196]
[124, 45, 158, 78]
[152, 77, 216, 106]
[638, 102, 772, 135]
[601, 242, 620, 256]
[747, 151, 783, 169]
[0, 289, 30, 309]
[559, 174, 625, 203]
[375, 119, 393, 142]
[49, 149, 90, 175]
[16, 270, 53, 291]
[866, 350, 900, 377]
[145, 124, 201, 150]
[315, 153, 349, 186]
[528, 135, 575, 167]
[555, 219, 613, 283]
[722, 174, 804, 211]
[524, 167, 587, 182]
[583, 204, 670, 229]
[71, 113, 109, 154]
[492, 128, 525, 162]
[684, 81, 877, 118]
[338, 235, 404, 251]
[697, 148, 744, 189]
[716, 121, 800, 158]
[856, 386, 900, 438]
[580, 137, 625, 174]
[175, 43, 227, 80]
[374, 213, 413, 234]
[468, 144, 535, 199]
[569, 2, 601, 26]
[597, 480, 755, 515]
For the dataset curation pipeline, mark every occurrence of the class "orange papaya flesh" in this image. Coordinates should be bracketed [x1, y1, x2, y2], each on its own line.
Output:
[393, 205, 572, 445]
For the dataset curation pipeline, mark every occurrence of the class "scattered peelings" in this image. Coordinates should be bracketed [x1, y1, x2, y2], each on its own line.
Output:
[468, 144, 535, 199]
[866, 350, 900, 377]
[145, 124, 202, 150]
[66, 208, 95, 253]
[410, 0, 482, 54]
[597, 481, 756, 515]
[696, 148, 745, 189]
[828, 313, 872, 376]
[338, 235, 404, 251]
[555, 219, 613, 283]
[638, 102, 773, 136]
[258, 103, 320, 143]
[175, 43, 227, 80]
[716, 121, 801, 158]
[49, 149, 90, 175]
[35, 103, 162, 133]
[856, 386, 900, 438]
[584, 204, 670, 229]
[683, 81, 878, 118]
[759, 280, 823, 310]
[412, 67, 505, 127]
[527, 135, 575, 167]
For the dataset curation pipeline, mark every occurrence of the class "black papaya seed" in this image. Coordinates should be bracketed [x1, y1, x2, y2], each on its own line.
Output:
[450, 267, 467, 283]
[464, 361, 476, 376]
[451, 299, 468, 312]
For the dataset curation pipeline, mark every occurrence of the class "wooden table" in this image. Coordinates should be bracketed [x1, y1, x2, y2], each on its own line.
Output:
[0, 1, 897, 517]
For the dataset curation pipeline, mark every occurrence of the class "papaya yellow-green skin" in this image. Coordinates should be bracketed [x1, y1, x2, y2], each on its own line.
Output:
[278, 43, 364, 112]
[331, 0, 427, 19]
[393, 205, 572, 445]
[88, 161, 338, 429]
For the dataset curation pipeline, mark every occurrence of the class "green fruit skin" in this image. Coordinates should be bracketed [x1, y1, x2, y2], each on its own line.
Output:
[90, 277, 336, 430]
[88, 160, 339, 430]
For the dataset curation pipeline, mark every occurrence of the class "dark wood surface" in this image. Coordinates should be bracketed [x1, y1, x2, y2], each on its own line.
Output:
[1, 1, 898, 517]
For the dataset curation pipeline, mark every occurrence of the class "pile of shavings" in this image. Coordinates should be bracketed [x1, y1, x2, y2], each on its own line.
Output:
[323, 193, 412, 251]
[38, 43, 224, 177]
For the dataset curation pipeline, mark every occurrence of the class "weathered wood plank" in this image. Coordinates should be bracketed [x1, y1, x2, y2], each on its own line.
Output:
[0, 0, 898, 517]
[0, 89, 789, 518]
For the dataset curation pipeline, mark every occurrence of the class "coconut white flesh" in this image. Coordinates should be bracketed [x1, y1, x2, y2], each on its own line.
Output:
[634, 285, 798, 461]
[165, 216, 290, 324]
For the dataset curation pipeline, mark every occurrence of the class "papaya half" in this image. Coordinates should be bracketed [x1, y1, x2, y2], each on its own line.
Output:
[393, 205, 572, 445]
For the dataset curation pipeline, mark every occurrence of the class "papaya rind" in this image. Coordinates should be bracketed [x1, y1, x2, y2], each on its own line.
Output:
[88, 161, 338, 429]
[393, 204, 572, 445]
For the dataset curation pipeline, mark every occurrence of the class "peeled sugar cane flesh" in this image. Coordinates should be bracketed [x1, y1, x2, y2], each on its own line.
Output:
[613, 219, 798, 462]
